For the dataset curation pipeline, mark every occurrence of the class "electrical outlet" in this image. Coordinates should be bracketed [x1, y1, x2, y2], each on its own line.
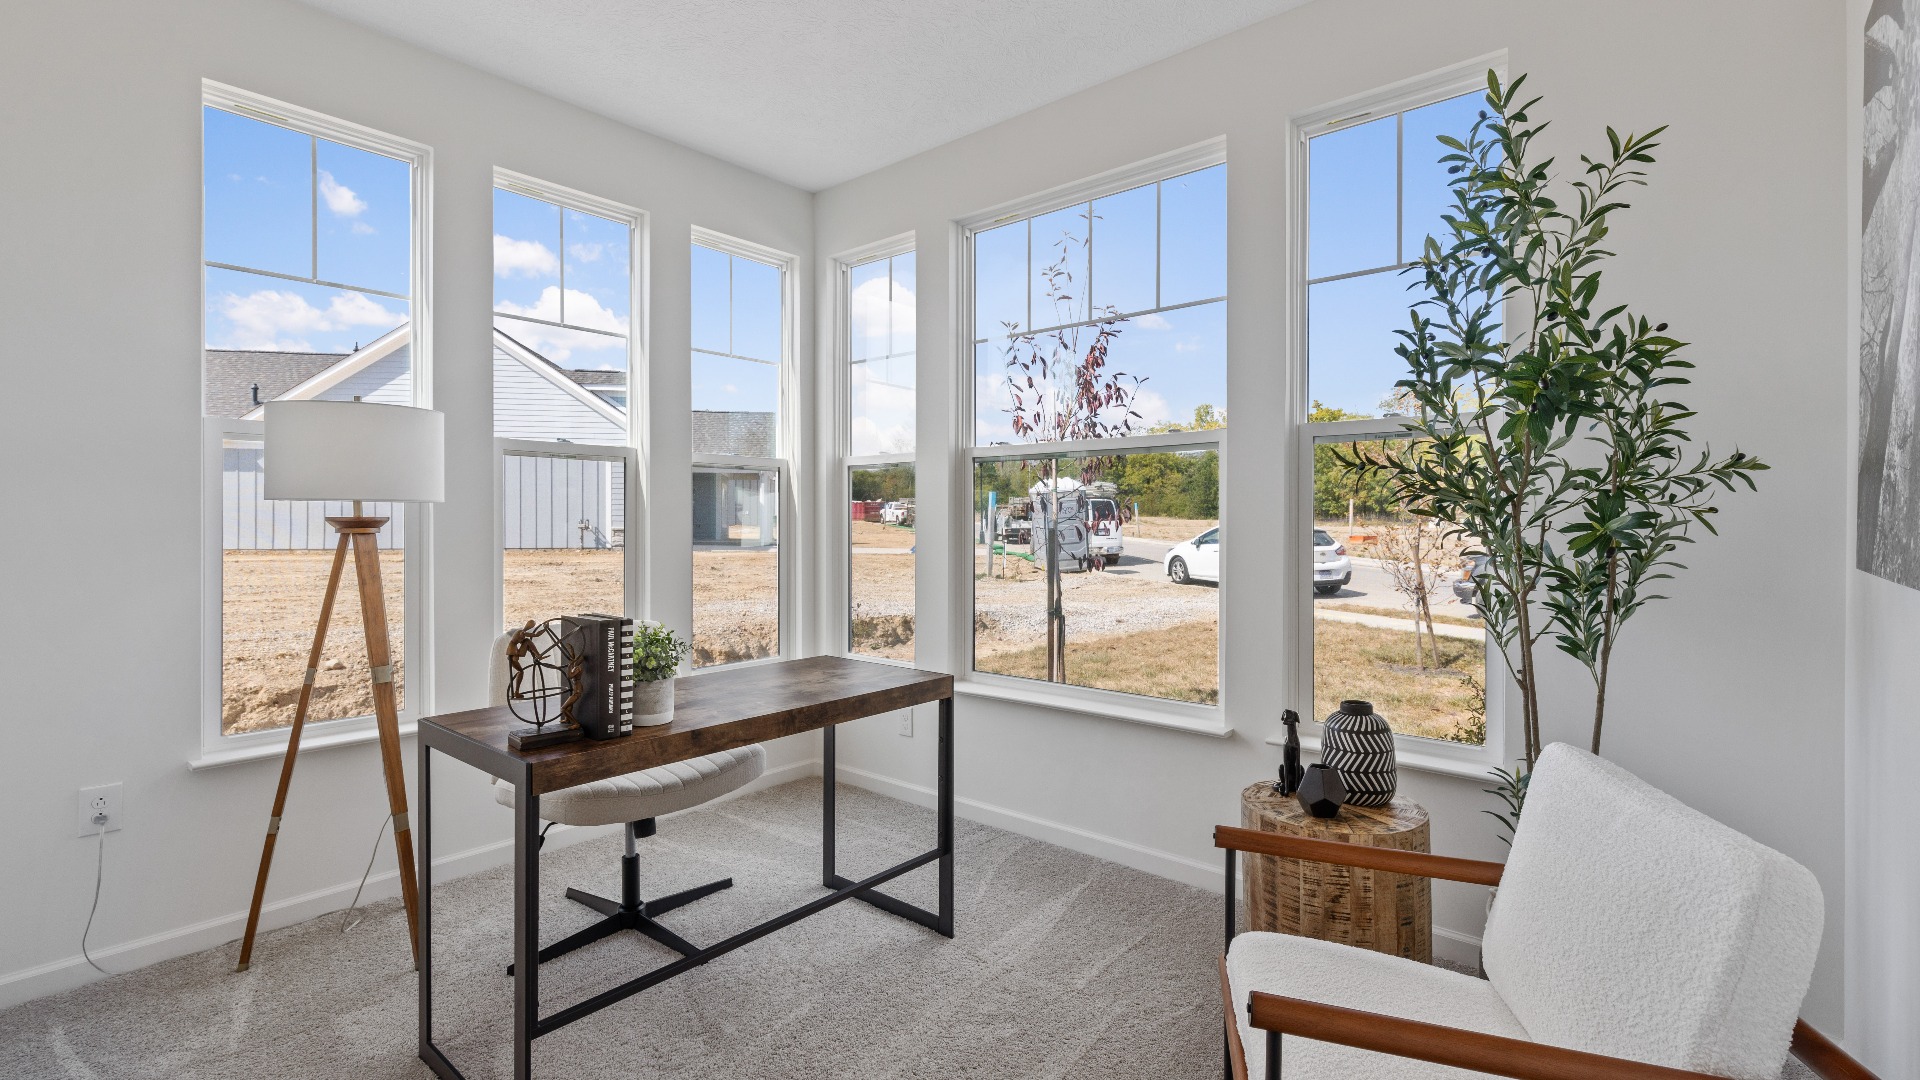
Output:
[897, 711, 913, 738]
[77, 784, 122, 837]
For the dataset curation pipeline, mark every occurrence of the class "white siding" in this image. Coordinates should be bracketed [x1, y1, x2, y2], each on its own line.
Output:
[501, 455, 618, 549]
[492, 347, 626, 443]
[317, 345, 412, 405]
[222, 445, 402, 549]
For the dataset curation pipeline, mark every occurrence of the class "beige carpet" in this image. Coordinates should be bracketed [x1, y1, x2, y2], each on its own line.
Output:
[1, 780, 1226, 1079]
[0, 779, 1819, 1079]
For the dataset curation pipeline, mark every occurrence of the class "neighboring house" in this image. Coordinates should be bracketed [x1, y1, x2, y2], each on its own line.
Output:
[210, 325, 775, 551]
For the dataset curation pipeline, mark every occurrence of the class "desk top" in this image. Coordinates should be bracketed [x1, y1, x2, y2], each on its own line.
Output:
[420, 655, 952, 795]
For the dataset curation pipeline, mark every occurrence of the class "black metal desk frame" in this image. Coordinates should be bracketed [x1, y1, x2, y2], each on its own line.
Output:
[415, 670, 954, 1080]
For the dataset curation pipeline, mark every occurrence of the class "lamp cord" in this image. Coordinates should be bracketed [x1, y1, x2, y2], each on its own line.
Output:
[81, 820, 113, 975]
[340, 814, 393, 934]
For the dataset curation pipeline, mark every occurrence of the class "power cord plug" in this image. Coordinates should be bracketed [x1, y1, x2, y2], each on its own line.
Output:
[81, 815, 114, 974]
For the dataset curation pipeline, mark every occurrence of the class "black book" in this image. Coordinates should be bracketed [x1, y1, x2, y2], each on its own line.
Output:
[581, 613, 635, 736]
[559, 614, 613, 739]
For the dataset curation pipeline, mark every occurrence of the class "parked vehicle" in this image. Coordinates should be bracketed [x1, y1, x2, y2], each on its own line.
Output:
[1086, 494, 1124, 559]
[879, 500, 914, 526]
[1312, 529, 1352, 596]
[1164, 528, 1221, 585]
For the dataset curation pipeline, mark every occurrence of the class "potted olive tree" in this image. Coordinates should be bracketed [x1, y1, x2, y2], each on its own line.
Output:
[631, 622, 693, 727]
[1349, 73, 1767, 818]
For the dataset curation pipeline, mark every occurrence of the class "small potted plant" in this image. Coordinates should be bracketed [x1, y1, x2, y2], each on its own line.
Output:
[631, 621, 692, 727]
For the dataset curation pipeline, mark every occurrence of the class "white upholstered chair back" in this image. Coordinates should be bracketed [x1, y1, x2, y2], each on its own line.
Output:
[1480, 743, 1823, 1080]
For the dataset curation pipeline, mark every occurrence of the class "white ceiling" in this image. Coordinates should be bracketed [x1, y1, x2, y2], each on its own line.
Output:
[294, 0, 1310, 191]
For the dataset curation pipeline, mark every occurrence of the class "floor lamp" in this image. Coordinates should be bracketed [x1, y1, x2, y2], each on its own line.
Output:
[236, 399, 444, 972]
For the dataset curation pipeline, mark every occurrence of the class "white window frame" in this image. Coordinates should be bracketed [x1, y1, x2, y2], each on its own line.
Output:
[836, 233, 917, 664]
[488, 171, 649, 632]
[1285, 55, 1515, 778]
[194, 82, 434, 768]
[954, 140, 1230, 734]
[690, 228, 798, 669]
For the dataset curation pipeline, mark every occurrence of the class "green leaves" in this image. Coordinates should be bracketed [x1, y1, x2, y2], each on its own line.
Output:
[1347, 70, 1765, 775]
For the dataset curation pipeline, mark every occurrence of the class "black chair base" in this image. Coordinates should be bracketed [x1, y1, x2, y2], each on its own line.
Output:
[507, 820, 734, 975]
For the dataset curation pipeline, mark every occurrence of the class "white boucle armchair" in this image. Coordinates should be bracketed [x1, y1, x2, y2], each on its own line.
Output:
[1215, 743, 1876, 1080]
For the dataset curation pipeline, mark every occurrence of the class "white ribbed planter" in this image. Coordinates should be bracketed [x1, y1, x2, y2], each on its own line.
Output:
[634, 678, 675, 727]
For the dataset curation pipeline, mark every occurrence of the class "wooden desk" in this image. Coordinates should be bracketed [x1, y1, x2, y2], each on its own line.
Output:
[416, 656, 955, 1080]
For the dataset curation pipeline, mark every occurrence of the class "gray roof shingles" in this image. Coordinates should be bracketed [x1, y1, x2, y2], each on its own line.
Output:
[203, 349, 346, 419]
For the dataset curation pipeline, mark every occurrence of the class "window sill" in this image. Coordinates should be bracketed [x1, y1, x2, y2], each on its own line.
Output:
[188, 720, 417, 771]
[956, 676, 1232, 738]
[1268, 730, 1501, 782]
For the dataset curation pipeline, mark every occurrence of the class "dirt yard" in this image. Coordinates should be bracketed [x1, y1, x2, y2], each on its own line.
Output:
[221, 550, 406, 735]
[691, 547, 781, 666]
[1129, 515, 1220, 543]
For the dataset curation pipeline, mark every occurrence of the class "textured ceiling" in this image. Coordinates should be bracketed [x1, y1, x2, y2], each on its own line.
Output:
[292, 0, 1310, 190]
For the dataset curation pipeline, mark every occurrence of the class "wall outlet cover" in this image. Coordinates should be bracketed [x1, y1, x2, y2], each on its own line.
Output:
[78, 784, 123, 837]
[897, 712, 913, 737]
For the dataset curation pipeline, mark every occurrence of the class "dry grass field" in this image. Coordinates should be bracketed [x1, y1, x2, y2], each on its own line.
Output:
[223, 518, 1480, 745]
[1129, 515, 1220, 543]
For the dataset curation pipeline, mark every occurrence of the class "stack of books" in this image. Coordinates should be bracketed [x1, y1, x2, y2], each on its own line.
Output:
[562, 613, 636, 739]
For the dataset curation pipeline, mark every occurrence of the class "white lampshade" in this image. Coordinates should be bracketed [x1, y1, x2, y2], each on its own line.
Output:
[264, 400, 445, 503]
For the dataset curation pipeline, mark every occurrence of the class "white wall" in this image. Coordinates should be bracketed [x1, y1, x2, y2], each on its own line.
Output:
[1845, 0, 1920, 1072]
[813, 0, 1852, 1031]
[0, 0, 815, 1006]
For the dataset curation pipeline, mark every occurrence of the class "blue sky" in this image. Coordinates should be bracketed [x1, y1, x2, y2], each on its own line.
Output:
[202, 106, 412, 353]
[206, 93, 1484, 422]
[973, 163, 1228, 443]
[691, 244, 783, 423]
[1306, 91, 1485, 416]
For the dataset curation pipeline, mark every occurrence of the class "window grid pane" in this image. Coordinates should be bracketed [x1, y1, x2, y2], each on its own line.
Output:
[502, 453, 626, 632]
[692, 467, 780, 668]
[850, 464, 915, 659]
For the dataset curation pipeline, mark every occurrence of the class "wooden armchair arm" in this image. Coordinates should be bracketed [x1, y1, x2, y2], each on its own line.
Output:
[1247, 992, 1727, 1080]
[1790, 1020, 1880, 1080]
[1214, 824, 1505, 886]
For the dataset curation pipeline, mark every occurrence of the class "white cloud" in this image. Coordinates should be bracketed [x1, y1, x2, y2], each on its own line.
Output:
[850, 275, 915, 353]
[568, 242, 605, 264]
[1132, 312, 1172, 330]
[350, 221, 377, 236]
[495, 286, 629, 361]
[211, 288, 403, 351]
[494, 234, 560, 277]
[317, 170, 367, 217]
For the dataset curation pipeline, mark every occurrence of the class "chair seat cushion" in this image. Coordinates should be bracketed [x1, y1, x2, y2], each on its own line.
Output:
[493, 744, 766, 826]
[1227, 932, 1527, 1079]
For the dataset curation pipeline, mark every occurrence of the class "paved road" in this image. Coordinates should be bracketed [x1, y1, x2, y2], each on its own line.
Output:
[1105, 535, 1482, 638]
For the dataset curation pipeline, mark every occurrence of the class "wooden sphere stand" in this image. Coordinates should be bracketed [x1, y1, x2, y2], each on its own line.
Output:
[1239, 781, 1432, 963]
[235, 512, 420, 971]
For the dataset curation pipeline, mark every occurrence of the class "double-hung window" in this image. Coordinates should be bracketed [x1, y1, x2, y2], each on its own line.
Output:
[199, 83, 429, 756]
[963, 149, 1226, 712]
[492, 171, 643, 630]
[689, 232, 793, 667]
[843, 243, 916, 660]
[1301, 76, 1492, 749]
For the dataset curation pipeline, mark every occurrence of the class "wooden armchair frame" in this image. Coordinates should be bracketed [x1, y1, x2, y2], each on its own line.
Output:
[1214, 825, 1876, 1080]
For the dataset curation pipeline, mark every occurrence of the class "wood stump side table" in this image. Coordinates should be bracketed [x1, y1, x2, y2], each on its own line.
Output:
[1239, 782, 1432, 963]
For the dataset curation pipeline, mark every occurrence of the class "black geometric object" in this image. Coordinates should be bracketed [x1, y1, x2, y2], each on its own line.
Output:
[1274, 709, 1305, 795]
[1296, 763, 1346, 818]
[1321, 698, 1397, 808]
[504, 619, 588, 750]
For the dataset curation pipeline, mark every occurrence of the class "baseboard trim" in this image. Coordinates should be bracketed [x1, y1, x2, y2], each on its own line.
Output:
[829, 762, 1487, 965]
[0, 757, 813, 1011]
[830, 762, 1224, 890]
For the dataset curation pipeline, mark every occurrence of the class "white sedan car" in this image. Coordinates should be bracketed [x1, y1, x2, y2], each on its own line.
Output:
[1164, 528, 1220, 584]
[1312, 528, 1352, 595]
[1162, 527, 1353, 594]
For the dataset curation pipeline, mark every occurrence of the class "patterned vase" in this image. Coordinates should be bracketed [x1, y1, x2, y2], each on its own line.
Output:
[1321, 699, 1397, 807]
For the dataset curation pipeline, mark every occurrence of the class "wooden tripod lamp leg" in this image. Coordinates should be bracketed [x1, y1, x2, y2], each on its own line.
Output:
[236, 532, 351, 972]
[352, 529, 421, 967]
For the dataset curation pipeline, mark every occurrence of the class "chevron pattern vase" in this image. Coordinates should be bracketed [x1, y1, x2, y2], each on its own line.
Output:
[1321, 699, 1397, 807]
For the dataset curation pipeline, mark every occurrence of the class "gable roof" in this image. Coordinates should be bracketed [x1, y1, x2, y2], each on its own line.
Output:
[204, 349, 346, 419]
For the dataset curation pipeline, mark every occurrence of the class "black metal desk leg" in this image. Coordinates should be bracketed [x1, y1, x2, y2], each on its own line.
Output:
[513, 772, 539, 1080]
[936, 696, 954, 938]
[822, 725, 836, 887]
[417, 745, 433, 1060]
